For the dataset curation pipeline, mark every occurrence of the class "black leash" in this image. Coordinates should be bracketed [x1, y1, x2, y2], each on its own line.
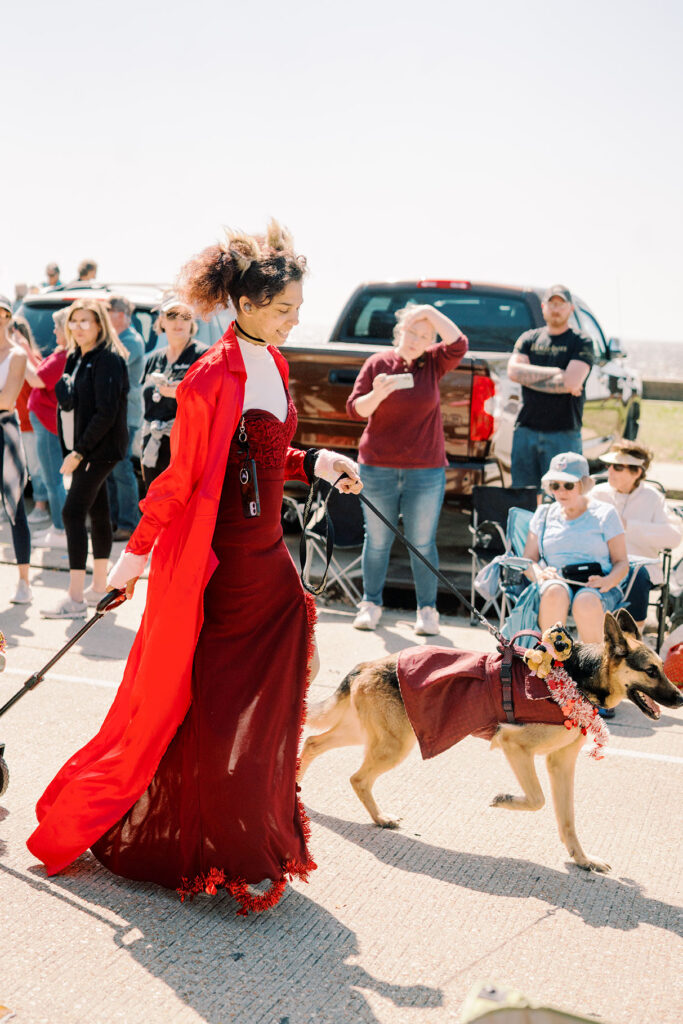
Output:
[299, 479, 337, 596]
[0, 589, 127, 719]
[299, 476, 509, 646]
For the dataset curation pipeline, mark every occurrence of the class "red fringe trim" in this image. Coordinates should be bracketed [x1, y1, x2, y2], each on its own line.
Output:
[176, 854, 317, 915]
[177, 592, 320, 916]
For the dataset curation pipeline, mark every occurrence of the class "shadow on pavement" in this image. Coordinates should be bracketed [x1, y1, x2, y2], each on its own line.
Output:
[2, 858, 443, 1024]
[308, 809, 683, 938]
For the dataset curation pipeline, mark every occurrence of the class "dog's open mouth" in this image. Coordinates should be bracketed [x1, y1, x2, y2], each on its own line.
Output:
[628, 688, 661, 719]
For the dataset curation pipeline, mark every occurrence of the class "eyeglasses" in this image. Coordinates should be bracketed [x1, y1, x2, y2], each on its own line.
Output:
[549, 481, 575, 491]
[611, 463, 640, 474]
[164, 311, 192, 321]
[69, 319, 96, 330]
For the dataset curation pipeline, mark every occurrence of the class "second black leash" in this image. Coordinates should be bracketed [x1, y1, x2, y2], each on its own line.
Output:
[299, 476, 509, 646]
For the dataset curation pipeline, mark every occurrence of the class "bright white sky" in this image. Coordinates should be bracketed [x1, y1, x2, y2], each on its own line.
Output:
[3, 0, 682, 342]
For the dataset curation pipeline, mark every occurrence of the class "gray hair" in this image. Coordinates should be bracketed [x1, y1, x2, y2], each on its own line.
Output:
[52, 308, 69, 331]
[392, 304, 437, 346]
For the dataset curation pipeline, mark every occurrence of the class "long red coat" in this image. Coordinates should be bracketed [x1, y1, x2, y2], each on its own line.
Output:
[28, 327, 309, 875]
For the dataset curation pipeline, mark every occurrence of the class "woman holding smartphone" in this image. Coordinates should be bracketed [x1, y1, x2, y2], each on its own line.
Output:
[347, 303, 467, 635]
[140, 298, 207, 490]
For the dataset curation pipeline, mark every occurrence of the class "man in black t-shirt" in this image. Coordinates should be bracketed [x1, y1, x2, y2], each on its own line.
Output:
[507, 285, 594, 488]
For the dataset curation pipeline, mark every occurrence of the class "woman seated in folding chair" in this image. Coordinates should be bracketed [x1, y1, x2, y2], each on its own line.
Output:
[591, 439, 682, 629]
[523, 452, 629, 649]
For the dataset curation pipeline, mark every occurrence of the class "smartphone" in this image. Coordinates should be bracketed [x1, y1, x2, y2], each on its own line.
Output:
[392, 372, 414, 389]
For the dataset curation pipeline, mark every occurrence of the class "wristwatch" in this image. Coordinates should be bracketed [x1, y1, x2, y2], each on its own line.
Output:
[72, 451, 84, 463]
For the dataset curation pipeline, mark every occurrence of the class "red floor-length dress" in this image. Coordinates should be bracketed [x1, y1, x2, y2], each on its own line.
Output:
[88, 396, 317, 909]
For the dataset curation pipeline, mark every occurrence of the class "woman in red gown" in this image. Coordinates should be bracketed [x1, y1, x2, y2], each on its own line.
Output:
[27, 222, 361, 914]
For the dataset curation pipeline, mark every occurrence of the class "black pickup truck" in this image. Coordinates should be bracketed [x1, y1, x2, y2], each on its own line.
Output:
[282, 279, 642, 505]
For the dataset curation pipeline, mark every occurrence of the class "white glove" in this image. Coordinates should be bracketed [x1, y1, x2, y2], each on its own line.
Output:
[314, 449, 360, 491]
[107, 549, 149, 590]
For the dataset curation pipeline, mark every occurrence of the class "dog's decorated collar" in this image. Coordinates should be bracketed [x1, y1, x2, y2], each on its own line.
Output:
[523, 625, 609, 760]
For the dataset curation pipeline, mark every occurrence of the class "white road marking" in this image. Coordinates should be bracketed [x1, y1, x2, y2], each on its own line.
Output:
[601, 747, 683, 765]
[1, 667, 118, 689]
[2, 667, 681, 761]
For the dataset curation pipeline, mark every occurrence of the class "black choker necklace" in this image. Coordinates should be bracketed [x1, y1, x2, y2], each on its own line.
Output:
[235, 321, 268, 346]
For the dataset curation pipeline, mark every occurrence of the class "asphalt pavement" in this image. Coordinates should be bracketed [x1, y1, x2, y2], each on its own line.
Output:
[0, 552, 681, 1024]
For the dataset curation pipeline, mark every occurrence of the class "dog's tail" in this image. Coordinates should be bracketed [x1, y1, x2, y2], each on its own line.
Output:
[305, 666, 359, 730]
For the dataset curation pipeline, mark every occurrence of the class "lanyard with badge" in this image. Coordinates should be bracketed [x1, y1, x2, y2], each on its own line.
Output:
[237, 416, 261, 518]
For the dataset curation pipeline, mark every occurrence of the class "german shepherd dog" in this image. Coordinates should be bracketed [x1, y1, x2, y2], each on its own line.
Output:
[299, 610, 683, 872]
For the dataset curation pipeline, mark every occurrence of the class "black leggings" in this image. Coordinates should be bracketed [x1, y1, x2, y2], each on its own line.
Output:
[62, 461, 117, 570]
[7, 494, 30, 565]
[0, 438, 31, 564]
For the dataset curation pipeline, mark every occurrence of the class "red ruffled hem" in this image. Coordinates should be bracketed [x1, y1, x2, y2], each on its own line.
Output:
[178, 592, 320, 916]
[177, 847, 318, 915]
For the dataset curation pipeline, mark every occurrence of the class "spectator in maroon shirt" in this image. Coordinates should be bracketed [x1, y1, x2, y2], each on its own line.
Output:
[24, 309, 69, 546]
[346, 304, 467, 635]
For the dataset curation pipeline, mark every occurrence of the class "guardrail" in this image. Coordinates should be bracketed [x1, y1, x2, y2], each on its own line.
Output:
[642, 380, 683, 401]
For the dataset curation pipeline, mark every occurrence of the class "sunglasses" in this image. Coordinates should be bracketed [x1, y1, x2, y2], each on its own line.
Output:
[611, 463, 640, 474]
[549, 481, 576, 491]
[164, 311, 192, 321]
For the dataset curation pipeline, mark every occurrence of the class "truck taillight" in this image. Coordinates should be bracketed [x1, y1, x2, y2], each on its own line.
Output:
[470, 376, 495, 441]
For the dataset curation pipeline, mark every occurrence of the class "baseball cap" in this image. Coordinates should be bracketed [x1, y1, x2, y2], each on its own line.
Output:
[0, 295, 12, 314]
[599, 450, 645, 467]
[543, 284, 572, 303]
[541, 451, 591, 485]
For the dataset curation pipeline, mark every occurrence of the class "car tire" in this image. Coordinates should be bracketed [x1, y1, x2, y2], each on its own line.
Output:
[623, 403, 640, 440]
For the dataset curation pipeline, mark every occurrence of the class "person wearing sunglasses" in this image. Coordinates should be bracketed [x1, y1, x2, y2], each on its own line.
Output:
[522, 451, 629, 645]
[592, 440, 682, 626]
[139, 297, 207, 491]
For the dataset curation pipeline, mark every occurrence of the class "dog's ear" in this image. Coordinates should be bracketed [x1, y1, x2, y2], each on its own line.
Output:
[615, 608, 642, 641]
[603, 612, 628, 658]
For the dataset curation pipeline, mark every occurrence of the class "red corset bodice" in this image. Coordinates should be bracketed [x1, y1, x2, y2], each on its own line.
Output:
[227, 396, 297, 469]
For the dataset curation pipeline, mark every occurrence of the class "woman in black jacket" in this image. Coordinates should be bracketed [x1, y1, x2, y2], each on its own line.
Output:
[42, 300, 129, 618]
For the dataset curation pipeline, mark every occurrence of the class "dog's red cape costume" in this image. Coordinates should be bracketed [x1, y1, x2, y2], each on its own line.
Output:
[27, 328, 310, 877]
[397, 646, 566, 760]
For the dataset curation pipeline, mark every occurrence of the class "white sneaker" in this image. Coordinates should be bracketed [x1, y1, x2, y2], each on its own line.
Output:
[10, 580, 32, 604]
[27, 506, 51, 525]
[34, 527, 68, 549]
[83, 585, 108, 607]
[415, 606, 440, 636]
[41, 596, 87, 619]
[353, 601, 382, 631]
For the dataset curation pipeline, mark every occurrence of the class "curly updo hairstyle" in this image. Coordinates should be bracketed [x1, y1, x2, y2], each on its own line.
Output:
[176, 219, 307, 318]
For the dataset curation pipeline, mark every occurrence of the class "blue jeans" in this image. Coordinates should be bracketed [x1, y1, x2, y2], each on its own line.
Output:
[511, 425, 582, 488]
[28, 412, 65, 529]
[359, 465, 446, 608]
[107, 429, 140, 531]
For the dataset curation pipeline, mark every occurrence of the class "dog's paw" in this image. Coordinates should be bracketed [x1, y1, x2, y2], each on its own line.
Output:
[490, 793, 515, 807]
[374, 814, 402, 829]
[574, 855, 611, 873]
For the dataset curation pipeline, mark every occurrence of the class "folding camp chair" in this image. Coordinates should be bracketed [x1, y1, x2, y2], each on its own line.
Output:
[283, 484, 364, 604]
[468, 485, 539, 626]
